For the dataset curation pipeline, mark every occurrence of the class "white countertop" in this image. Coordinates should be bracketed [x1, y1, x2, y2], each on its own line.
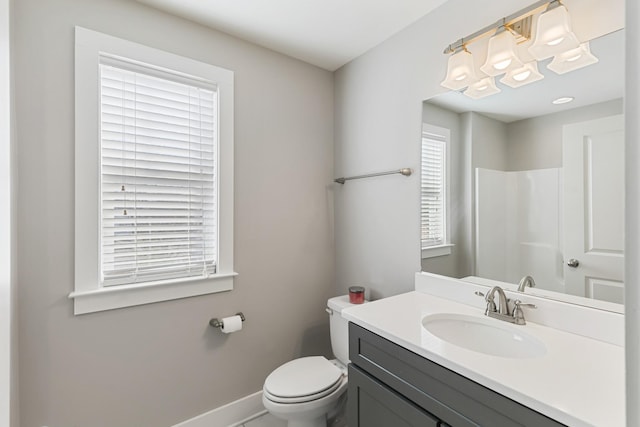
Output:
[342, 291, 624, 427]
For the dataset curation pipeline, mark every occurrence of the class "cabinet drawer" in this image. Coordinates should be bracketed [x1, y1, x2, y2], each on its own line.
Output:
[348, 364, 440, 427]
[349, 323, 564, 427]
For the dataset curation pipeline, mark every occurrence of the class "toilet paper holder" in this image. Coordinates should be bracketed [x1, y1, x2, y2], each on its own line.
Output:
[209, 312, 246, 329]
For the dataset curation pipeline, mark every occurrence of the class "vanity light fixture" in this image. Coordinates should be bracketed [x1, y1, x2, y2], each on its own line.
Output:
[551, 96, 574, 105]
[480, 26, 524, 76]
[464, 77, 501, 99]
[547, 42, 599, 74]
[500, 61, 544, 88]
[441, 46, 478, 90]
[528, 2, 580, 60]
[440, 0, 599, 100]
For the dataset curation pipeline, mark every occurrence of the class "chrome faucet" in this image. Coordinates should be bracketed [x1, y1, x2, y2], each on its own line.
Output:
[478, 286, 537, 325]
[517, 275, 536, 292]
[485, 286, 509, 316]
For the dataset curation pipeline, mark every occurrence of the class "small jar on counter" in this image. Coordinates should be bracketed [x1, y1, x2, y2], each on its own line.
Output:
[349, 286, 365, 304]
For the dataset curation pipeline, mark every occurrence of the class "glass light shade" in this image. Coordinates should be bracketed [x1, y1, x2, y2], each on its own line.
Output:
[529, 5, 580, 60]
[463, 77, 501, 99]
[547, 42, 599, 74]
[500, 61, 544, 88]
[441, 49, 478, 90]
[480, 30, 524, 76]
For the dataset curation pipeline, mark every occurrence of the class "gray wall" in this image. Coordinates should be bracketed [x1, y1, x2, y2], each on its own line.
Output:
[333, 0, 534, 298]
[626, 2, 640, 422]
[333, 2, 639, 422]
[1, 0, 16, 424]
[12, 0, 335, 426]
[506, 98, 623, 170]
[421, 103, 472, 278]
[471, 113, 508, 171]
[333, 0, 629, 299]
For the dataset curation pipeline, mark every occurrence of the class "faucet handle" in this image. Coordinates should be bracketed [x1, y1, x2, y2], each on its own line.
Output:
[514, 300, 537, 309]
[512, 300, 537, 325]
[475, 290, 497, 315]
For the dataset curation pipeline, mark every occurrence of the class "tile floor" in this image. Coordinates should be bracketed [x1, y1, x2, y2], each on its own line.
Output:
[240, 411, 348, 427]
[241, 413, 286, 427]
[240, 396, 348, 427]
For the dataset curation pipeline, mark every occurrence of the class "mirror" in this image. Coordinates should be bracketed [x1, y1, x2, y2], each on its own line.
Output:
[420, 27, 625, 311]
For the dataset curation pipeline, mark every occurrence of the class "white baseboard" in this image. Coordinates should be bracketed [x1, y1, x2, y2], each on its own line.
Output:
[172, 391, 266, 427]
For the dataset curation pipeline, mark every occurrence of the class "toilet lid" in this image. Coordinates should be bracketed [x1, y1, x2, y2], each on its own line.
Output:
[264, 356, 343, 400]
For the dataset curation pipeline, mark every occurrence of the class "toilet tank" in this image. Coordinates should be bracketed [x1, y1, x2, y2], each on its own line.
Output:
[327, 295, 365, 365]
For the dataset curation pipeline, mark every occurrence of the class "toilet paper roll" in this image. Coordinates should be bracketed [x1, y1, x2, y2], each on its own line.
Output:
[220, 315, 243, 334]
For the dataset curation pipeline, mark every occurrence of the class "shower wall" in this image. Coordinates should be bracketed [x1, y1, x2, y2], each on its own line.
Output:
[475, 168, 564, 293]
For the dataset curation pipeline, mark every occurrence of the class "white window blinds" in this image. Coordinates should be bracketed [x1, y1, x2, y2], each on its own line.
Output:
[421, 129, 447, 249]
[100, 57, 218, 287]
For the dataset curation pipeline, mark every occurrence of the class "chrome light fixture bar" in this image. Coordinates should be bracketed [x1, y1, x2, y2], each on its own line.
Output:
[442, 0, 550, 56]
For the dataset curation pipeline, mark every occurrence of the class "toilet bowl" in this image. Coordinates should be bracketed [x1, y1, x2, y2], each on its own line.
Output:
[262, 296, 361, 427]
[262, 357, 347, 427]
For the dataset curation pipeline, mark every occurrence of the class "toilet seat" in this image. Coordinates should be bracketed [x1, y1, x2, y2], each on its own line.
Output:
[264, 356, 345, 404]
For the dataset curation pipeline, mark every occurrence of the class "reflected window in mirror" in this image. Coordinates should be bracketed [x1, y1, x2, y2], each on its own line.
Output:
[421, 124, 453, 259]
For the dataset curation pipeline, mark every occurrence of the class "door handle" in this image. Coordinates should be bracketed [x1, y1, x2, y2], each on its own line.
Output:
[567, 258, 580, 268]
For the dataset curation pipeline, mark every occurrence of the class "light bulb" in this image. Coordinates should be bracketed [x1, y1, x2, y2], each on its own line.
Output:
[499, 61, 544, 88]
[547, 42, 598, 75]
[494, 59, 512, 70]
[464, 77, 501, 99]
[480, 29, 523, 76]
[547, 37, 565, 46]
[513, 70, 531, 81]
[529, 5, 580, 60]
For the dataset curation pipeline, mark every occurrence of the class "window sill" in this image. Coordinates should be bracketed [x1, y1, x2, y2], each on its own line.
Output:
[421, 244, 454, 259]
[69, 272, 237, 315]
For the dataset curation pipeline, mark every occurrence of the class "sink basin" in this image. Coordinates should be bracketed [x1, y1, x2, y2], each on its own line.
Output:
[421, 313, 547, 359]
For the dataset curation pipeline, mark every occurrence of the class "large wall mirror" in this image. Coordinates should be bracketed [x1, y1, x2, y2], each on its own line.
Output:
[420, 2, 624, 311]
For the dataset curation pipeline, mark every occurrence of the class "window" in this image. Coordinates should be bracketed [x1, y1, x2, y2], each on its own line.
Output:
[72, 27, 235, 314]
[100, 58, 218, 287]
[421, 124, 452, 258]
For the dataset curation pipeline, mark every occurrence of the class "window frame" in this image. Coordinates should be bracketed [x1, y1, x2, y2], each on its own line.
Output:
[72, 27, 236, 315]
[420, 123, 453, 259]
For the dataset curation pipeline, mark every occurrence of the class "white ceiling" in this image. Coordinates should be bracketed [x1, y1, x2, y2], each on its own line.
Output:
[136, 0, 624, 118]
[135, 0, 449, 71]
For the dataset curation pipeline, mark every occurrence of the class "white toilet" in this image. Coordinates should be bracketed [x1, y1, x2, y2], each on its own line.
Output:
[262, 295, 359, 427]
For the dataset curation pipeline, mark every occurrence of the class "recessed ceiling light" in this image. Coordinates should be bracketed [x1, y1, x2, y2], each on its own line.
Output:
[552, 96, 574, 105]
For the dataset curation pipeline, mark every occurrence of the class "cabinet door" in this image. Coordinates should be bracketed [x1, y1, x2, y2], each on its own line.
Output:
[348, 364, 440, 427]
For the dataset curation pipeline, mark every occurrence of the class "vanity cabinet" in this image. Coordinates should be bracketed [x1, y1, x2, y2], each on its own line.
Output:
[347, 323, 564, 427]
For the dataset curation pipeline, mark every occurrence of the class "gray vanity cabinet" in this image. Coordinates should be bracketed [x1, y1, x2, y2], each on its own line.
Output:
[348, 365, 441, 427]
[347, 323, 565, 427]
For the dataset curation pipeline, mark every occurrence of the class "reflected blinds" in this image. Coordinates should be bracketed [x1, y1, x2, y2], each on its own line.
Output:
[100, 57, 218, 286]
[421, 130, 446, 249]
